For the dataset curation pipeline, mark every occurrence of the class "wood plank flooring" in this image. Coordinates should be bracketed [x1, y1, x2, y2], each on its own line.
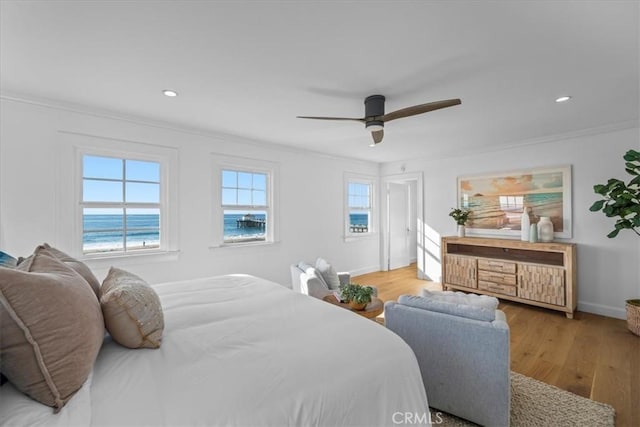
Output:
[353, 264, 640, 427]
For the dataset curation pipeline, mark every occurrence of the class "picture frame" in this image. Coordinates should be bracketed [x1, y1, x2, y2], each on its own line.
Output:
[457, 166, 572, 239]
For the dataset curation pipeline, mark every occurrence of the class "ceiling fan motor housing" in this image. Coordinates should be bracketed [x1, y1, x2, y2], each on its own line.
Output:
[365, 95, 385, 129]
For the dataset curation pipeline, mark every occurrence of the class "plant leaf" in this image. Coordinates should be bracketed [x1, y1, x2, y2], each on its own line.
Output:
[589, 200, 605, 211]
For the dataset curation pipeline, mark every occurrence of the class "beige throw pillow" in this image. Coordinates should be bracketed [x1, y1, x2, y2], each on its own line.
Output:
[40, 243, 101, 298]
[100, 267, 164, 349]
[0, 247, 104, 412]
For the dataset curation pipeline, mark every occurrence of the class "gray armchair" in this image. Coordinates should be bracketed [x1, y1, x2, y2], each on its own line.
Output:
[385, 292, 510, 427]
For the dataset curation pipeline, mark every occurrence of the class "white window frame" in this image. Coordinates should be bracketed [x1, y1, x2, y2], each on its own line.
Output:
[69, 140, 179, 262]
[344, 173, 377, 240]
[211, 154, 279, 247]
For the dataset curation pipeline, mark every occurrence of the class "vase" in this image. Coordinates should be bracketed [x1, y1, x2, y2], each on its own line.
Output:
[457, 224, 465, 237]
[529, 223, 538, 243]
[537, 216, 554, 242]
[349, 300, 367, 311]
[520, 206, 530, 241]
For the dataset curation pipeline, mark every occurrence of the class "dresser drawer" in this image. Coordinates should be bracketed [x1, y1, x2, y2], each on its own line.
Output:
[479, 280, 517, 297]
[478, 258, 517, 274]
[478, 270, 517, 286]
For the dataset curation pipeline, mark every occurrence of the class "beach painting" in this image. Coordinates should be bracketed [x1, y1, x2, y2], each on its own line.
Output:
[458, 166, 572, 238]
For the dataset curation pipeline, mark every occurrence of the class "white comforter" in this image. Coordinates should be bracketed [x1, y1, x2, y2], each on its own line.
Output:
[1, 274, 429, 426]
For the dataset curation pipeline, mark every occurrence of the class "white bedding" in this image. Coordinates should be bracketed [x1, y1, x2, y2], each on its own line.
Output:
[1, 274, 429, 426]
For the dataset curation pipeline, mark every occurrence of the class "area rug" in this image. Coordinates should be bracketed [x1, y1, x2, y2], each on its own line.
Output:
[430, 372, 615, 426]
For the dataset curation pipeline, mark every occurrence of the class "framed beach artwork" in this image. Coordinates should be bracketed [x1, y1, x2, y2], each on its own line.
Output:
[457, 166, 572, 239]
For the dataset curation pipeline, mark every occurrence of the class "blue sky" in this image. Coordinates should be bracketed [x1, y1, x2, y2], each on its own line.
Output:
[83, 155, 160, 214]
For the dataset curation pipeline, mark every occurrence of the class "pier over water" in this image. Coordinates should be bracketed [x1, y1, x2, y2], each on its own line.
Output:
[236, 213, 265, 229]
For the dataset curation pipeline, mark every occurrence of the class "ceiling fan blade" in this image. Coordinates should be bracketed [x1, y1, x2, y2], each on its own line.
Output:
[380, 99, 461, 122]
[297, 116, 365, 122]
[371, 129, 384, 144]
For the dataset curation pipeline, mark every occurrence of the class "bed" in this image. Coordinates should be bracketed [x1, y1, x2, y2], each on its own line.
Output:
[0, 273, 430, 426]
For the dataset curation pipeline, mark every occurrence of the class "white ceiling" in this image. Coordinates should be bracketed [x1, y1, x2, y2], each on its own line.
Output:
[1, 1, 638, 163]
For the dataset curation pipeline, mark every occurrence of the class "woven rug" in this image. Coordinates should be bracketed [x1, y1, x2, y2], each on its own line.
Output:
[430, 372, 615, 427]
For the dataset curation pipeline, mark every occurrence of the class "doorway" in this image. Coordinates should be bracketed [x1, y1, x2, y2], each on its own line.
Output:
[381, 172, 424, 278]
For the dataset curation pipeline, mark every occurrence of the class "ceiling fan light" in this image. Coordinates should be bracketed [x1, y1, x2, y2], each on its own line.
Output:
[366, 123, 384, 132]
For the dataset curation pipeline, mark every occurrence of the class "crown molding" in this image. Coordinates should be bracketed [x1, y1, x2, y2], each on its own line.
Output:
[0, 91, 377, 167]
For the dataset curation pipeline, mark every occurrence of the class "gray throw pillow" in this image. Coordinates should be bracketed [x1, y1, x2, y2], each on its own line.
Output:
[399, 294, 496, 322]
[315, 257, 341, 290]
[421, 289, 499, 311]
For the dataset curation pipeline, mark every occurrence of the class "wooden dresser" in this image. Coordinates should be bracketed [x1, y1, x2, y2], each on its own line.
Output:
[441, 236, 577, 318]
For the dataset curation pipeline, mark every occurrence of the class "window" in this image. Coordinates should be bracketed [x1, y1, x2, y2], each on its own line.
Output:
[212, 155, 278, 246]
[222, 169, 268, 243]
[345, 174, 375, 237]
[81, 155, 162, 254]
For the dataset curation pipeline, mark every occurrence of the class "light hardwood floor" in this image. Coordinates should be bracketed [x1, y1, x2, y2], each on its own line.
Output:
[353, 264, 640, 427]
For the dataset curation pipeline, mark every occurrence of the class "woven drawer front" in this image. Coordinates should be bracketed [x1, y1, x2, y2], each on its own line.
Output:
[478, 258, 516, 274]
[479, 280, 517, 296]
[444, 255, 477, 288]
[478, 270, 517, 286]
[518, 264, 565, 306]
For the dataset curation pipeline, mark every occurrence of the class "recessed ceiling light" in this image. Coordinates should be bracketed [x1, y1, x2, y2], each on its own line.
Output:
[555, 95, 571, 103]
[163, 90, 178, 97]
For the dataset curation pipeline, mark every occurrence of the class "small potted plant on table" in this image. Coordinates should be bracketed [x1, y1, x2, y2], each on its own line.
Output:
[339, 283, 374, 310]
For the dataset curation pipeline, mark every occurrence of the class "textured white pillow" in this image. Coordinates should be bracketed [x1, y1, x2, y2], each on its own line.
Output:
[315, 258, 341, 290]
[421, 289, 499, 311]
[100, 267, 164, 349]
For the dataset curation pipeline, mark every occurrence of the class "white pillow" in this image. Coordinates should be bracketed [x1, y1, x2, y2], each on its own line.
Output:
[315, 258, 341, 290]
[421, 289, 499, 311]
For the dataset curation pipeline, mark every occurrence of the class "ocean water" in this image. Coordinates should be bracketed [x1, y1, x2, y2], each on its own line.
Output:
[83, 214, 160, 251]
[84, 213, 370, 250]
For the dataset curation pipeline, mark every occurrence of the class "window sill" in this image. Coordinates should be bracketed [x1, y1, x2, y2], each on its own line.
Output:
[344, 233, 378, 243]
[209, 240, 281, 250]
[81, 250, 181, 268]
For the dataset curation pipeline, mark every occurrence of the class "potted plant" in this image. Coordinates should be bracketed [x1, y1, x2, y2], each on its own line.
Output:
[449, 207, 471, 237]
[589, 149, 639, 336]
[339, 283, 374, 310]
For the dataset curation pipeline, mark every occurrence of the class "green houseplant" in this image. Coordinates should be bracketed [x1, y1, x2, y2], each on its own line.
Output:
[589, 149, 640, 336]
[589, 149, 640, 238]
[339, 283, 374, 310]
[449, 207, 471, 237]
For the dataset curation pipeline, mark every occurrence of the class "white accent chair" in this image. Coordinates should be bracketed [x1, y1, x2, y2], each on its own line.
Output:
[290, 258, 377, 299]
[385, 290, 510, 427]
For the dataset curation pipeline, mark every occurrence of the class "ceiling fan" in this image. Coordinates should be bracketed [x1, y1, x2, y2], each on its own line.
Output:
[297, 95, 461, 145]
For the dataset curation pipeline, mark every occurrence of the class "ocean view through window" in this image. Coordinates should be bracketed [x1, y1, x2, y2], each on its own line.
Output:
[221, 169, 268, 243]
[82, 155, 161, 253]
[347, 181, 372, 234]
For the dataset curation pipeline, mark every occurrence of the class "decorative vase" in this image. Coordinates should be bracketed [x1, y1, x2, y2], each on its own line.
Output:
[537, 216, 554, 242]
[349, 300, 367, 311]
[529, 223, 538, 243]
[520, 206, 530, 241]
[457, 224, 466, 237]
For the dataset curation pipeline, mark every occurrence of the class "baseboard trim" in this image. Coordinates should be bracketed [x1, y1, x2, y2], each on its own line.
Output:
[350, 265, 381, 277]
[578, 301, 626, 320]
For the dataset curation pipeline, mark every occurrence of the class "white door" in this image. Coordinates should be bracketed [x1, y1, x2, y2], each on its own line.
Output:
[388, 182, 410, 270]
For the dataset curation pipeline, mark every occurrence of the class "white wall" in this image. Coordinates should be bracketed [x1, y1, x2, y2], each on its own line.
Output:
[0, 97, 381, 286]
[381, 126, 640, 319]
